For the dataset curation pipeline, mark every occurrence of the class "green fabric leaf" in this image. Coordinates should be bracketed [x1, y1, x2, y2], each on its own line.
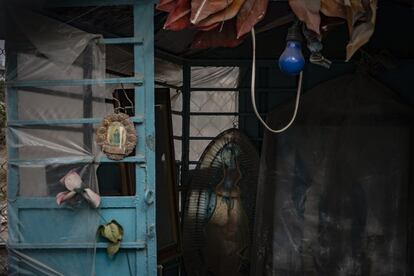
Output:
[98, 220, 124, 258]
[107, 241, 121, 258]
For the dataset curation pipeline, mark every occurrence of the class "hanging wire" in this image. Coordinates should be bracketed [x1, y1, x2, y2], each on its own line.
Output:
[250, 27, 303, 134]
[112, 95, 124, 113]
[121, 83, 134, 112]
[112, 84, 135, 114]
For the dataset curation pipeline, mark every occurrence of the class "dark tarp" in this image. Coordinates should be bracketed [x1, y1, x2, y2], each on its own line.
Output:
[252, 74, 414, 276]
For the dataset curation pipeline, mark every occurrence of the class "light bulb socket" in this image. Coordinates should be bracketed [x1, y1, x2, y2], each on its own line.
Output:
[286, 21, 303, 43]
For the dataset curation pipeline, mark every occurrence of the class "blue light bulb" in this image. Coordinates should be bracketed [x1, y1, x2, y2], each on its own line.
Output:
[279, 40, 305, 76]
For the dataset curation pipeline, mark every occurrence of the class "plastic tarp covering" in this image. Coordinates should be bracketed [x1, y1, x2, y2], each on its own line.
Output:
[6, 8, 113, 275]
[252, 74, 413, 276]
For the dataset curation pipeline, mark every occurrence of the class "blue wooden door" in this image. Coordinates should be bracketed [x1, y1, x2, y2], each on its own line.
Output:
[6, 1, 157, 275]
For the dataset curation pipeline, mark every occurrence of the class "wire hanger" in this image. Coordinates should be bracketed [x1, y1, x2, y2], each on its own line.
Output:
[121, 83, 134, 112]
[113, 96, 124, 113]
[113, 84, 134, 114]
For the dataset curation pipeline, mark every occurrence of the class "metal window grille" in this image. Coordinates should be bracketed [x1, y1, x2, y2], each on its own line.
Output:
[161, 65, 239, 216]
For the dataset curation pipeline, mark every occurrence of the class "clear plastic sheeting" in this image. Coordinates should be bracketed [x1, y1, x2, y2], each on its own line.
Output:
[5, 7, 112, 276]
[154, 58, 240, 162]
[252, 74, 413, 276]
[155, 58, 183, 87]
[190, 66, 239, 88]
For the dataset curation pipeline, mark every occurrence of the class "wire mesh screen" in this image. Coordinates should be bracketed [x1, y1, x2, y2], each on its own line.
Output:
[167, 66, 239, 164]
[0, 41, 8, 275]
[189, 67, 239, 163]
[189, 90, 238, 162]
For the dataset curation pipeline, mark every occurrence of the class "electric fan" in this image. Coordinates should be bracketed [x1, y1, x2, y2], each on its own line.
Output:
[182, 128, 260, 276]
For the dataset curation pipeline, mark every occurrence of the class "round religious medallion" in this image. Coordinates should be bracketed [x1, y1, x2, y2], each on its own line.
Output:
[96, 113, 137, 160]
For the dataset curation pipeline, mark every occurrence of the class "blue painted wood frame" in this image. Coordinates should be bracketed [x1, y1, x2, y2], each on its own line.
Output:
[133, 2, 157, 275]
[6, 1, 157, 275]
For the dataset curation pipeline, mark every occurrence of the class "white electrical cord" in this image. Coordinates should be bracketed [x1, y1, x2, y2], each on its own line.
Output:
[251, 27, 303, 133]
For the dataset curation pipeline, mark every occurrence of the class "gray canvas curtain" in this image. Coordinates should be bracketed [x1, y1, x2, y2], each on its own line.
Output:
[251, 74, 413, 276]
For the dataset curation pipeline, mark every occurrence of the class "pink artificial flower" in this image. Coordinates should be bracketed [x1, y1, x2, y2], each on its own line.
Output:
[56, 169, 101, 208]
[83, 188, 101, 208]
[59, 170, 82, 191]
[56, 191, 77, 205]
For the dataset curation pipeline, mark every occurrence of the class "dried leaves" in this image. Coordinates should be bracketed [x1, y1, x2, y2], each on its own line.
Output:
[236, 0, 269, 38]
[192, 19, 244, 48]
[191, 0, 234, 24]
[158, 0, 378, 55]
[289, 0, 378, 60]
[288, 0, 321, 33]
[158, 0, 268, 48]
[197, 0, 246, 27]
[157, 0, 176, 12]
[164, 0, 191, 31]
[344, 0, 377, 60]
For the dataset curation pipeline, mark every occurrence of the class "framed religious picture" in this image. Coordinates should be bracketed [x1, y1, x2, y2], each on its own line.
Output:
[96, 113, 137, 160]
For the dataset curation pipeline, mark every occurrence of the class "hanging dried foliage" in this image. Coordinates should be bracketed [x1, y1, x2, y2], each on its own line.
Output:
[288, 0, 321, 33]
[344, 0, 377, 60]
[195, 22, 220, 31]
[164, 0, 191, 31]
[289, 0, 378, 60]
[191, 20, 244, 49]
[236, 0, 269, 38]
[164, 15, 191, 31]
[196, 0, 246, 27]
[157, 0, 378, 60]
[157, 0, 177, 13]
[158, 0, 268, 36]
[191, 0, 234, 24]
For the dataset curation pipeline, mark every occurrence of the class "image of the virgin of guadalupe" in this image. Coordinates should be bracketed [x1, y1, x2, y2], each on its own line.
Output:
[107, 122, 127, 150]
[204, 145, 250, 276]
